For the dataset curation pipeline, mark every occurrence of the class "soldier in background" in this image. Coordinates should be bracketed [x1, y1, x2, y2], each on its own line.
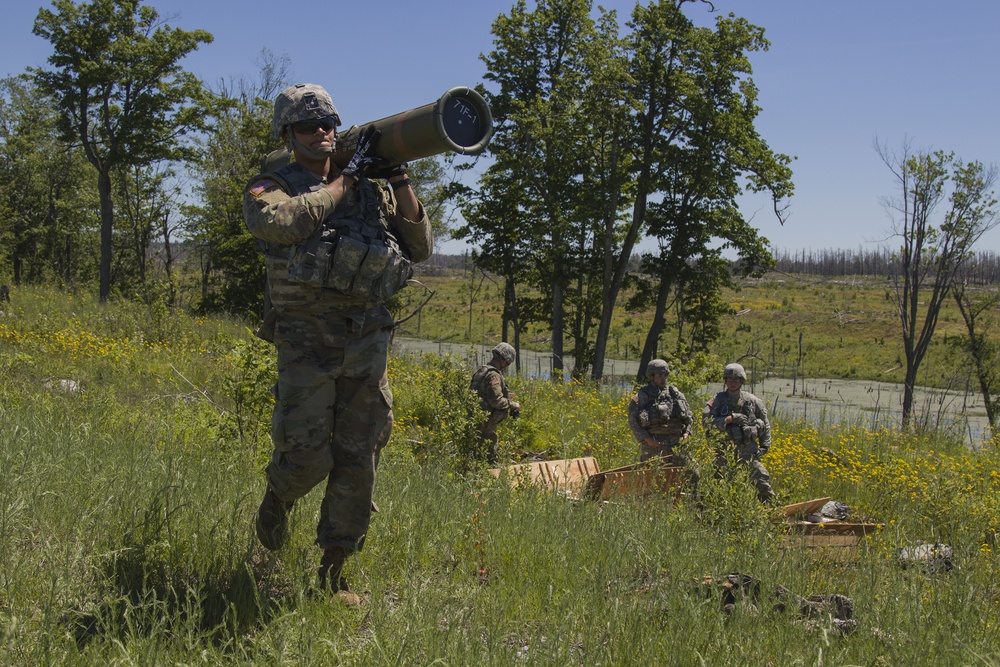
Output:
[470, 342, 521, 464]
[702, 362, 776, 504]
[627, 359, 700, 496]
[243, 83, 433, 600]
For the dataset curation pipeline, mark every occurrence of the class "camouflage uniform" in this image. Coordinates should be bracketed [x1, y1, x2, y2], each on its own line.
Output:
[244, 158, 432, 553]
[627, 382, 700, 493]
[470, 363, 514, 463]
[703, 389, 776, 503]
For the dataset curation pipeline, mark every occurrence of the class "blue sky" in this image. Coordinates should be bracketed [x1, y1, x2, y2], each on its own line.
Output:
[4, 0, 1000, 254]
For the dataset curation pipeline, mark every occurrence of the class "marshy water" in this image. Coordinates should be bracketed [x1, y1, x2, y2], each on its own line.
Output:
[393, 337, 993, 447]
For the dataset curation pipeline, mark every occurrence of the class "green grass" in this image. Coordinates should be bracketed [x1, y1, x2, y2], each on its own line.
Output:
[0, 284, 998, 665]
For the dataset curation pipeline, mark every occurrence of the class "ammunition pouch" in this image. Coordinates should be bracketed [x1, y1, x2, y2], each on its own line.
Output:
[286, 227, 413, 302]
[728, 424, 758, 445]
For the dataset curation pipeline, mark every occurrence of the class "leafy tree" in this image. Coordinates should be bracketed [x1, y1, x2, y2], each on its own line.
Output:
[189, 52, 286, 318]
[628, 4, 790, 380]
[877, 140, 1000, 427]
[31, 0, 213, 302]
[477, 0, 599, 381]
[111, 162, 177, 296]
[472, 0, 791, 382]
[0, 76, 98, 285]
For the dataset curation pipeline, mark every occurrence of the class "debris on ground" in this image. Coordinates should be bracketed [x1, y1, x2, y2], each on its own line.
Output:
[897, 541, 954, 573]
[696, 573, 857, 635]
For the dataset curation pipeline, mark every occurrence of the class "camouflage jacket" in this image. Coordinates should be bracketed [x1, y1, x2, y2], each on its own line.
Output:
[243, 162, 433, 314]
[470, 364, 512, 412]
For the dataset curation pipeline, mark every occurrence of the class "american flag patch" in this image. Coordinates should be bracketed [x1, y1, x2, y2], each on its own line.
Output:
[249, 179, 276, 197]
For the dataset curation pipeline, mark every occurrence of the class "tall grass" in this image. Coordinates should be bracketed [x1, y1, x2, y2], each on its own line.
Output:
[0, 285, 997, 665]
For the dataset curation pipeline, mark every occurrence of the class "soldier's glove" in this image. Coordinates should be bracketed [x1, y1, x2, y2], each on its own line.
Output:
[342, 125, 388, 180]
[729, 413, 748, 427]
[366, 161, 408, 180]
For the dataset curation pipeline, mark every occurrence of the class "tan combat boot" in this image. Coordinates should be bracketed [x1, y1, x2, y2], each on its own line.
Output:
[318, 546, 361, 605]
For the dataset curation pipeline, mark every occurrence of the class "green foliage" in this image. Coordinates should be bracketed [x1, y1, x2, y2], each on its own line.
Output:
[0, 289, 999, 664]
[388, 352, 484, 471]
[188, 58, 284, 318]
[31, 0, 215, 301]
[218, 333, 275, 464]
[0, 76, 99, 285]
[463, 0, 793, 381]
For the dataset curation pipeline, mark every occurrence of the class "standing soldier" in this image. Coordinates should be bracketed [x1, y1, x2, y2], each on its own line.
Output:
[243, 83, 434, 600]
[702, 362, 776, 504]
[627, 359, 700, 496]
[470, 342, 521, 464]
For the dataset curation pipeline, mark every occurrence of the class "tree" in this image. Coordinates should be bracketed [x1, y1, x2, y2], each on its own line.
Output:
[950, 269, 1000, 432]
[190, 50, 287, 318]
[31, 0, 213, 302]
[877, 140, 1000, 428]
[0, 76, 98, 285]
[627, 5, 790, 379]
[477, 0, 599, 381]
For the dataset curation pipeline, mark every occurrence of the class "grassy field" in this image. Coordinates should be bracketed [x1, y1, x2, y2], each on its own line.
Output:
[0, 284, 998, 665]
[401, 267, 992, 390]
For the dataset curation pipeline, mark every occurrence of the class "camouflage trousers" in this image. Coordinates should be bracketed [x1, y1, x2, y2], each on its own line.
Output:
[713, 440, 775, 503]
[639, 435, 701, 498]
[476, 409, 508, 464]
[266, 309, 393, 552]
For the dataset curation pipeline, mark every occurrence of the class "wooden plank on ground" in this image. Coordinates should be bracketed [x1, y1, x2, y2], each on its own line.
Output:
[593, 466, 688, 502]
[782, 533, 863, 549]
[787, 522, 883, 536]
[489, 456, 600, 493]
[780, 497, 831, 518]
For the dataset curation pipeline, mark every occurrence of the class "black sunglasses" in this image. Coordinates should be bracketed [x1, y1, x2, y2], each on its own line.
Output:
[291, 118, 337, 135]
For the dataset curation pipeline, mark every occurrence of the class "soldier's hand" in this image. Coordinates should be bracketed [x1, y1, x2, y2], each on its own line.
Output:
[366, 161, 408, 180]
[342, 125, 388, 180]
[729, 413, 747, 426]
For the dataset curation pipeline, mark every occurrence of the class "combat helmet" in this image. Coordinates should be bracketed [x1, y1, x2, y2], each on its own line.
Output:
[646, 358, 670, 378]
[492, 342, 515, 365]
[272, 83, 341, 138]
[723, 363, 747, 382]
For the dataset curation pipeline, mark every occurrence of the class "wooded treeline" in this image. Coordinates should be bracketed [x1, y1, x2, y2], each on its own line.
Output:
[773, 247, 1000, 284]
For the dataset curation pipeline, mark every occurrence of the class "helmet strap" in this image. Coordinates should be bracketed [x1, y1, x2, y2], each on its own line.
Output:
[287, 128, 334, 162]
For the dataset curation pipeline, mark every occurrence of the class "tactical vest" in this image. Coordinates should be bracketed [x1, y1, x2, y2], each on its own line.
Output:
[725, 393, 759, 444]
[260, 164, 413, 306]
[640, 385, 690, 435]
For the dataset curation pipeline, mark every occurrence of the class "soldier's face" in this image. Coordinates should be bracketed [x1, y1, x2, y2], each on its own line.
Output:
[650, 371, 668, 388]
[291, 121, 336, 152]
[725, 377, 743, 392]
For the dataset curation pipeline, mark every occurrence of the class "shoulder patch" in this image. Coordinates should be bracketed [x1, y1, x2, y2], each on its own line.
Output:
[489, 376, 502, 386]
[249, 179, 278, 198]
[631, 394, 639, 403]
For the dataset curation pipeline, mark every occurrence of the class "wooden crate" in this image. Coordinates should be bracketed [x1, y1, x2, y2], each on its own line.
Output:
[780, 522, 882, 553]
[489, 456, 601, 494]
[584, 463, 688, 502]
